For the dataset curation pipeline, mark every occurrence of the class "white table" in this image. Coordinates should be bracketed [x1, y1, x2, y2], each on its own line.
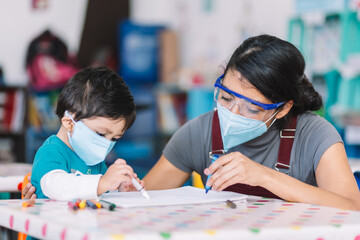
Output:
[0, 196, 360, 240]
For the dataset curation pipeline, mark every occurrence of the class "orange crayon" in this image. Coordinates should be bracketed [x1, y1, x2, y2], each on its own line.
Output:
[22, 199, 35, 208]
[90, 199, 101, 209]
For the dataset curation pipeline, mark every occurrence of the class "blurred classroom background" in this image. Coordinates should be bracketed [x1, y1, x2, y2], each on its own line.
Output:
[1, 0, 360, 184]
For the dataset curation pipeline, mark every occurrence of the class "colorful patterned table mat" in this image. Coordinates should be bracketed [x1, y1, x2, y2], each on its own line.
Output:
[0, 197, 360, 240]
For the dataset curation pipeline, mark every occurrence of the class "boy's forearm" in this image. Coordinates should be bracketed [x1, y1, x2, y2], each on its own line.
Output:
[41, 170, 101, 200]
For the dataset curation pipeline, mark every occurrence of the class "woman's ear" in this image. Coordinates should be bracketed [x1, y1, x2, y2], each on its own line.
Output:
[275, 100, 294, 119]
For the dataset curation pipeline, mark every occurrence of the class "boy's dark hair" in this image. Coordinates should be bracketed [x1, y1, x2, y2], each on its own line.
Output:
[225, 34, 323, 129]
[56, 66, 136, 131]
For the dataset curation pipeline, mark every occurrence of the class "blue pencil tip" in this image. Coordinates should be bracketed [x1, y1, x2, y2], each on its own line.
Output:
[205, 188, 210, 194]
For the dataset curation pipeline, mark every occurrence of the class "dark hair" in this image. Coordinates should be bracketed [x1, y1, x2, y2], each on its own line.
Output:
[225, 34, 322, 129]
[56, 66, 136, 131]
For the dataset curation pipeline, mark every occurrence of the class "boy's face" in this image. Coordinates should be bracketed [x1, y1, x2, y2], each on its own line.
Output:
[81, 116, 127, 142]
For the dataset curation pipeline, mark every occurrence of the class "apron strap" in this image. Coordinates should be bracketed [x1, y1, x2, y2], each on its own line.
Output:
[275, 116, 297, 172]
[209, 109, 225, 158]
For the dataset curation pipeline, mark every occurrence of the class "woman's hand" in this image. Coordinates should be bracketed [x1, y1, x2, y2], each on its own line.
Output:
[22, 174, 37, 199]
[204, 152, 267, 191]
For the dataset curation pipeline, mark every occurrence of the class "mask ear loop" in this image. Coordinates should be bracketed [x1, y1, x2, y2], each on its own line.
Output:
[64, 110, 76, 124]
[264, 109, 279, 129]
[64, 110, 77, 141]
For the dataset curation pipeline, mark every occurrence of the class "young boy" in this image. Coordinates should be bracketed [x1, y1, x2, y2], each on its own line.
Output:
[31, 66, 140, 200]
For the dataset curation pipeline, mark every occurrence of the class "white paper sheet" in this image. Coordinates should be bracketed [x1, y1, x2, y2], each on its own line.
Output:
[100, 186, 247, 208]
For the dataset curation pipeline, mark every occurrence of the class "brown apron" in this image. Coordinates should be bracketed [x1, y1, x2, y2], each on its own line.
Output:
[210, 110, 297, 199]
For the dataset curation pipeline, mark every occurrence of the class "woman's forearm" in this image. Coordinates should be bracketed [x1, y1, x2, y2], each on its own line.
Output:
[261, 167, 360, 210]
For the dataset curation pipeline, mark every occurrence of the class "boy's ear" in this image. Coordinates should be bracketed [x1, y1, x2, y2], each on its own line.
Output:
[275, 100, 293, 119]
[61, 115, 74, 132]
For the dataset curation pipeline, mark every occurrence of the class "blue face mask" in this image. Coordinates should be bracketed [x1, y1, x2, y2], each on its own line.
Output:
[65, 111, 116, 166]
[217, 102, 277, 152]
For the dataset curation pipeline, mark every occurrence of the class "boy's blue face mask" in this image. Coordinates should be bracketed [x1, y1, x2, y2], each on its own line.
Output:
[65, 111, 116, 166]
[217, 102, 278, 152]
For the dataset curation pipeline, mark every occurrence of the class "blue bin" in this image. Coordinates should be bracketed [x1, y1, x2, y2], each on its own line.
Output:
[118, 20, 164, 85]
[355, 172, 360, 190]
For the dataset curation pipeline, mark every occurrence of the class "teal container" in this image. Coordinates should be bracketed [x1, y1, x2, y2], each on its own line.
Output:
[186, 88, 214, 120]
[337, 77, 357, 110]
[323, 70, 341, 123]
[354, 77, 360, 109]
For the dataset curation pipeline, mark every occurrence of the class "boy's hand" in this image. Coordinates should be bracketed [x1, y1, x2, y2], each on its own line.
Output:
[118, 176, 145, 192]
[22, 174, 37, 200]
[97, 159, 135, 195]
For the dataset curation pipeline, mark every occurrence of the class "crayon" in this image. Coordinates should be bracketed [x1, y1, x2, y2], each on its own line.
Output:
[100, 199, 116, 211]
[90, 199, 101, 209]
[74, 199, 81, 208]
[68, 200, 79, 210]
[22, 199, 36, 208]
[79, 199, 86, 209]
[86, 200, 97, 209]
[226, 200, 236, 209]
[205, 154, 219, 194]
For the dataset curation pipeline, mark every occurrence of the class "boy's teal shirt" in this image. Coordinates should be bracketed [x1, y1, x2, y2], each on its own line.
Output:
[31, 135, 108, 199]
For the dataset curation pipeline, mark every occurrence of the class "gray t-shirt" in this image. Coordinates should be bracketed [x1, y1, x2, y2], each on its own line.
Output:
[163, 111, 343, 187]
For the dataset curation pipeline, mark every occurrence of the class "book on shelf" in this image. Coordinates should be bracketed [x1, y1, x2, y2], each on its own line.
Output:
[0, 138, 15, 163]
[157, 93, 179, 135]
[0, 88, 25, 133]
[156, 92, 187, 135]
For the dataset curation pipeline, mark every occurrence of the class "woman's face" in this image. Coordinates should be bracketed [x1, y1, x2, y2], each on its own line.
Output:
[220, 70, 277, 125]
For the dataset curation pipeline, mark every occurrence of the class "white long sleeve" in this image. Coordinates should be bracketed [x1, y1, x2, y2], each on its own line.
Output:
[40, 169, 101, 201]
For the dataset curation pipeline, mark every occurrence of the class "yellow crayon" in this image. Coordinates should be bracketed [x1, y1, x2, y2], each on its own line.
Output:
[79, 199, 86, 209]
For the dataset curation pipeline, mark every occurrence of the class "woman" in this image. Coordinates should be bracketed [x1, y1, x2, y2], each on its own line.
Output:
[143, 34, 360, 210]
[24, 34, 360, 210]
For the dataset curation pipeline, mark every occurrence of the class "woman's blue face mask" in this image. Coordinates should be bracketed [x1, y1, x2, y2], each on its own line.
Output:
[65, 111, 116, 166]
[217, 102, 278, 152]
[214, 74, 281, 151]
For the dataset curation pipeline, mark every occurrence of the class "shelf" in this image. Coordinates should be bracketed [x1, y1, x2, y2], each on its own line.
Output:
[0, 87, 27, 163]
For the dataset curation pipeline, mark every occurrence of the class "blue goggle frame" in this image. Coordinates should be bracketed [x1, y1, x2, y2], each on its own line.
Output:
[214, 74, 285, 110]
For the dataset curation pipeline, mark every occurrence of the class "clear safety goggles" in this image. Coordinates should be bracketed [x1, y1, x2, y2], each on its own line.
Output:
[214, 74, 285, 120]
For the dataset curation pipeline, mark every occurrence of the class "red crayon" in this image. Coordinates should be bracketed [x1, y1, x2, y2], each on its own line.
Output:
[74, 199, 81, 208]
[68, 201, 79, 210]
